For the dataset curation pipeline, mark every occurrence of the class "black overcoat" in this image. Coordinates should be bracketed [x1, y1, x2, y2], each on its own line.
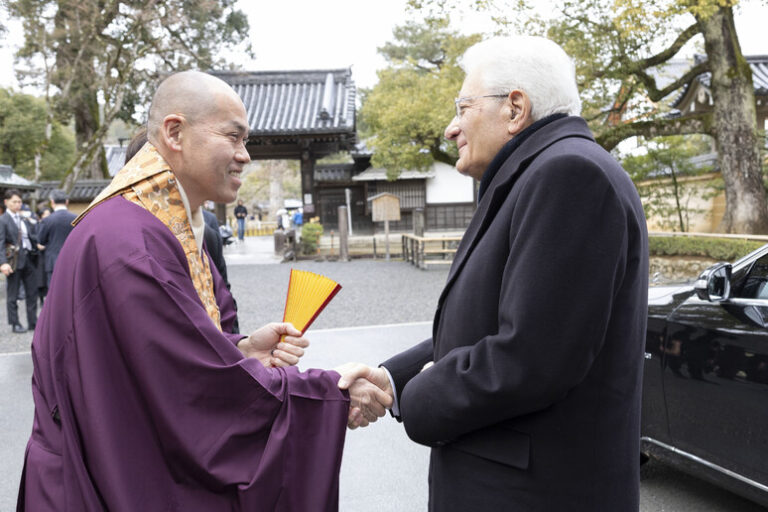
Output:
[36, 208, 76, 273]
[383, 116, 649, 511]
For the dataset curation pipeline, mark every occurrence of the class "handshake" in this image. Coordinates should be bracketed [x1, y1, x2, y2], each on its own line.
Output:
[335, 363, 394, 429]
[237, 322, 396, 429]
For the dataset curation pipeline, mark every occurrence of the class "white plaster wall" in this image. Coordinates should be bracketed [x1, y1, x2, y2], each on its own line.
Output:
[425, 162, 475, 204]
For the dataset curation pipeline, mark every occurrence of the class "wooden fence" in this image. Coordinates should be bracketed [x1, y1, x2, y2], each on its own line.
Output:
[402, 234, 463, 269]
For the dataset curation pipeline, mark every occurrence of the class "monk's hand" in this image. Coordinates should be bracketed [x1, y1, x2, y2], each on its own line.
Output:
[336, 363, 393, 429]
[238, 322, 309, 368]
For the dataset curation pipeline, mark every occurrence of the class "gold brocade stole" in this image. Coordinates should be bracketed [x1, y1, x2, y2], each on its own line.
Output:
[122, 172, 222, 331]
[73, 142, 221, 331]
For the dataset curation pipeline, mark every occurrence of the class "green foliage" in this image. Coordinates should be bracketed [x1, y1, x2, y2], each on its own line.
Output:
[317, 152, 354, 165]
[623, 135, 717, 232]
[359, 17, 481, 178]
[0, 88, 75, 180]
[408, 0, 768, 232]
[7, 0, 251, 184]
[300, 222, 324, 255]
[238, 160, 300, 206]
[649, 235, 764, 261]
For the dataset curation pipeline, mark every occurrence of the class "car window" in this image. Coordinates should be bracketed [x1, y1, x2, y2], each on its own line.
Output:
[736, 252, 768, 299]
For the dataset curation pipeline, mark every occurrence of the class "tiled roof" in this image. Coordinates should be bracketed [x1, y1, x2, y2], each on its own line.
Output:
[105, 146, 127, 176]
[38, 179, 110, 202]
[315, 164, 354, 182]
[0, 165, 37, 189]
[750, 56, 768, 94]
[671, 55, 768, 108]
[352, 167, 435, 182]
[214, 69, 356, 136]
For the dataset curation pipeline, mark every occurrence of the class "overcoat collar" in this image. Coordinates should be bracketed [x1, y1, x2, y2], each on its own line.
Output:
[433, 116, 595, 334]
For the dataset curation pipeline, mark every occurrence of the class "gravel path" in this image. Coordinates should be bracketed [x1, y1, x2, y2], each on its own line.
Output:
[232, 259, 447, 335]
[0, 259, 449, 353]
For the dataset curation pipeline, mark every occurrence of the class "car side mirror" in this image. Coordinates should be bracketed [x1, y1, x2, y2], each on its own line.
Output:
[694, 263, 732, 302]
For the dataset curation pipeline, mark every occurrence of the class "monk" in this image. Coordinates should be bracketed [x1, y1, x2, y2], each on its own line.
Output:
[17, 71, 390, 511]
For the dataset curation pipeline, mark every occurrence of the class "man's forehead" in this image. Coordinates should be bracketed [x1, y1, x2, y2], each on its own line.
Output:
[459, 72, 484, 96]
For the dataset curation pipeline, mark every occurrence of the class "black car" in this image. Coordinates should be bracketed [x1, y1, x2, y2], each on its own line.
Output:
[642, 243, 768, 507]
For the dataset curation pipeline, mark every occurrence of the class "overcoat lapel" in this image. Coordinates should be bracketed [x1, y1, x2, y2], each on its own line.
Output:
[432, 117, 595, 342]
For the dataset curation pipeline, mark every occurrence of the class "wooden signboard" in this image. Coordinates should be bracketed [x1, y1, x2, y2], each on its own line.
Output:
[370, 193, 401, 222]
[368, 193, 401, 260]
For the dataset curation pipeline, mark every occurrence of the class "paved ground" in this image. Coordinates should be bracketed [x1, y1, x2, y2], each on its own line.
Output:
[1, 236, 766, 510]
[0, 236, 448, 354]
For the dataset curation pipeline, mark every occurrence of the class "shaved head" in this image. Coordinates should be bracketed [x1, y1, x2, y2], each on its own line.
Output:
[145, 70, 250, 210]
[147, 71, 244, 142]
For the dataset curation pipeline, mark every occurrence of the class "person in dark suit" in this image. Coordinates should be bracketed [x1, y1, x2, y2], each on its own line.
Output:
[338, 36, 649, 511]
[0, 189, 39, 333]
[36, 189, 77, 292]
[35, 207, 52, 306]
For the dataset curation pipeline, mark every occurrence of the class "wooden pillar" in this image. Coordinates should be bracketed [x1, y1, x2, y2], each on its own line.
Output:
[413, 207, 424, 237]
[300, 148, 316, 217]
[338, 205, 350, 262]
[384, 219, 391, 261]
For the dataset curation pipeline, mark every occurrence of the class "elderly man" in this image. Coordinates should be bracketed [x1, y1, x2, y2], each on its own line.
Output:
[340, 36, 649, 510]
[18, 71, 390, 511]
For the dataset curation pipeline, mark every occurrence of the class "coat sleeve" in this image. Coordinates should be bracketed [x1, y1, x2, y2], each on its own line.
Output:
[0, 218, 8, 266]
[37, 219, 50, 247]
[87, 247, 349, 497]
[381, 338, 434, 415]
[399, 155, 630, 446]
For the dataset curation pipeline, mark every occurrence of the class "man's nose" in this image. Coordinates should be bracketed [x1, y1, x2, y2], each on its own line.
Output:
[235, 141, 251, 163]
[444, 117, 460, 140]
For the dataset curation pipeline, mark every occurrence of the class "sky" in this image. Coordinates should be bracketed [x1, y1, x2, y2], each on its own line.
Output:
[1, 0, 767, 92]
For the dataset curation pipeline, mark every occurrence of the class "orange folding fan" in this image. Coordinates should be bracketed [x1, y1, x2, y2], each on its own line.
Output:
[282, 269, 342, 334]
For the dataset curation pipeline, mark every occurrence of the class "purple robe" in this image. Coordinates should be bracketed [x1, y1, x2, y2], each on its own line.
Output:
[18, 197, 349, 511]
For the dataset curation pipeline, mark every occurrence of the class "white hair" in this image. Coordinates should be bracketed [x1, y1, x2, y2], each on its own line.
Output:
[461, 36, 582, 121]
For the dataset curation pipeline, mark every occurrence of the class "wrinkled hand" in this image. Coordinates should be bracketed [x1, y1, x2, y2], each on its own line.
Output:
[336, 363, 393, 429]
[237, 322, 309, 368]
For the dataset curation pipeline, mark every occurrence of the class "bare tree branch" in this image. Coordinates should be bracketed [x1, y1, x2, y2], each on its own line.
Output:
[635, 61, 710, 102]
[633, 23, 701, 70]
[595, 113, 713, 151]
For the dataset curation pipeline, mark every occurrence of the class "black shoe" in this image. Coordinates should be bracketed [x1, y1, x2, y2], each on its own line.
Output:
[12, 324, 27, 333]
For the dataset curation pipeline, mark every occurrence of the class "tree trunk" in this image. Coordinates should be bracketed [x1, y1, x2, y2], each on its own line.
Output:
[699, 8, 768, 234]
[61, 85, 126, 192]
[73, 90, 108, 181]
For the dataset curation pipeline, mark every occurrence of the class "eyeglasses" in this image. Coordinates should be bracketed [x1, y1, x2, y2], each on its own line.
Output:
[454, 94, 508, 118]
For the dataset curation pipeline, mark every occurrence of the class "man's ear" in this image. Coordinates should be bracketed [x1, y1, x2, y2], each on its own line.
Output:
[506, 90, 532, 136]
[160, 114, 185, 152]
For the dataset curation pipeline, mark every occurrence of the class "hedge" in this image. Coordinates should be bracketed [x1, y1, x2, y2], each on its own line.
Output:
[300, 222, 324, 255]
[649, 235, 766, 261]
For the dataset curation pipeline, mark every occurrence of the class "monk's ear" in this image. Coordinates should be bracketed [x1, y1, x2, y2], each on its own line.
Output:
[160, 114, 185, 152]
[506, 90, 532, 136]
